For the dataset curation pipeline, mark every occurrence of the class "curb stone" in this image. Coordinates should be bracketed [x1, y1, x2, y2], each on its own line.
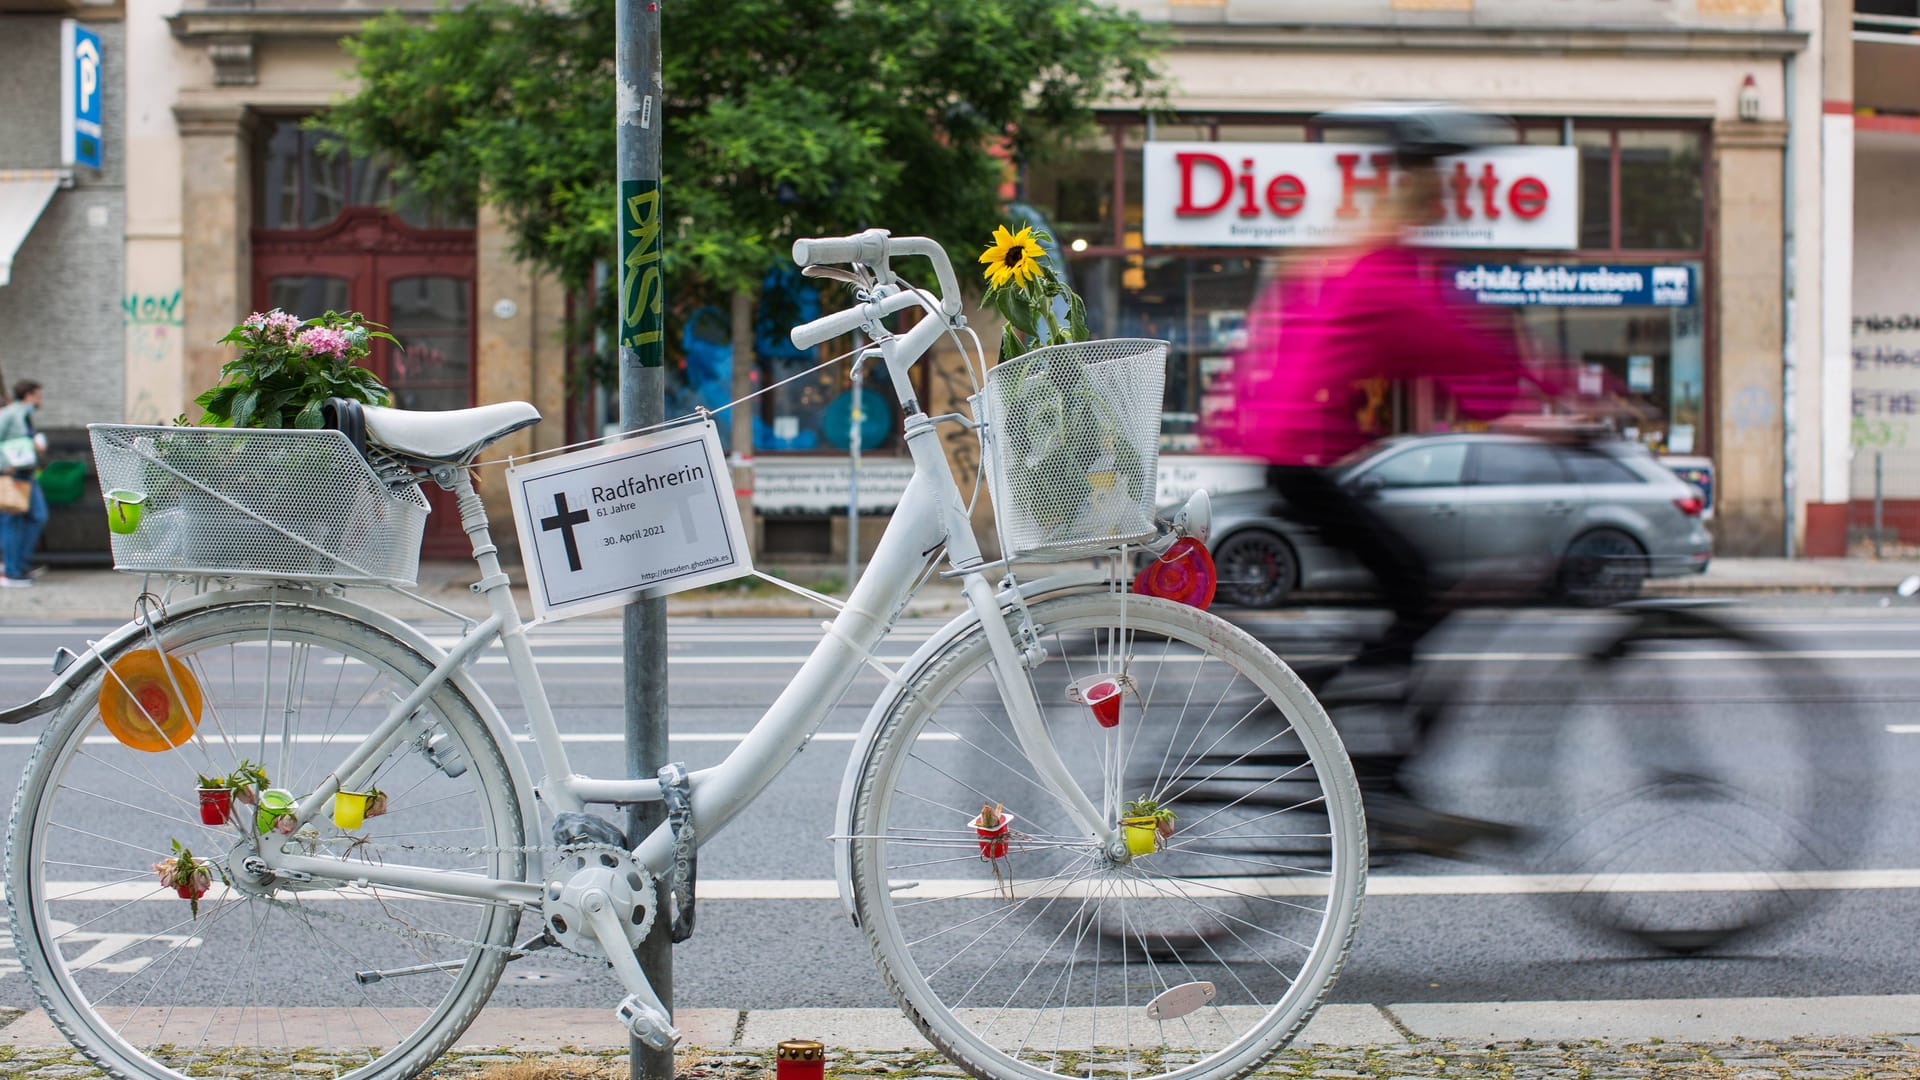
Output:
[3, 1040, 1920, 1079]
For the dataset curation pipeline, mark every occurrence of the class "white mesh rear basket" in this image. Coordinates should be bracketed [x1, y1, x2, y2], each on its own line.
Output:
[979, 339, 1168, 560]
[89, 425, 429, 587]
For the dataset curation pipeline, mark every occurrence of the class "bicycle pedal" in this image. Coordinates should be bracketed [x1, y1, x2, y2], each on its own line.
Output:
[617, 994, 682, 1049]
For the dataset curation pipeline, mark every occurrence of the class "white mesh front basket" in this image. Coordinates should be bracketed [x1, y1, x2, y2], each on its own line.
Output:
[979, 339, 1168, 560]
[89, 425, 429, 587]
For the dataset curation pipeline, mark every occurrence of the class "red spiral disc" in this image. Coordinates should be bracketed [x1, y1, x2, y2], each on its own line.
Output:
[1133, 537, 1217, 610]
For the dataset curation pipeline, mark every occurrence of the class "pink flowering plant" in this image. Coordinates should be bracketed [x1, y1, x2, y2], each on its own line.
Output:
[193, 309, 396, 428]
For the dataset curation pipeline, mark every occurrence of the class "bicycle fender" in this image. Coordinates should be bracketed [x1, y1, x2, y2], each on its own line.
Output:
[0, 616, 169, 726]
[831, 570, 1113, 926]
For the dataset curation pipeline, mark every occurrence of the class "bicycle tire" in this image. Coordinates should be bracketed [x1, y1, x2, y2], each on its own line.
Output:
[6, 601, 527, 1080]
[1417, 603, 1873, 953]
[850, 593, 1365, 1080]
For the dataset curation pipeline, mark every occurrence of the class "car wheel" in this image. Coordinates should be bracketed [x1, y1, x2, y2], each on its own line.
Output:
[1214, 529, 1298, 607]
[1560, 528, 1647, 606]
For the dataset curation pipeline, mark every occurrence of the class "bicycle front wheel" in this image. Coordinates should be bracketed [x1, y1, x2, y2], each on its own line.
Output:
[6, 601, 527, 1080]
[850, 592, 1365, 1080]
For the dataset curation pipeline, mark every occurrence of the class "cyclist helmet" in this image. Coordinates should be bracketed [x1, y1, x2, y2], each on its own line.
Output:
[1314, 102, 1516, 163]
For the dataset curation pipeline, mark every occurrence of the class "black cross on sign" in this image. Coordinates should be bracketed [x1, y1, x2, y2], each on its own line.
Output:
[540, 492, 592, 572]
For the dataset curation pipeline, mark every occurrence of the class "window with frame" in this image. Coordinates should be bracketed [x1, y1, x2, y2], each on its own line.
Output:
[253, 116, 474, 232]
[1368, 442, 1468, 488]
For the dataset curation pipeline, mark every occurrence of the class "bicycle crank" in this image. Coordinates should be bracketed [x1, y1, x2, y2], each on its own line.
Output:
[540, 846, 681, 1049]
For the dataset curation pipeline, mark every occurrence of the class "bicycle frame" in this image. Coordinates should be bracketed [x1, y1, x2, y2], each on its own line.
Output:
[259, 286, 1121, 902]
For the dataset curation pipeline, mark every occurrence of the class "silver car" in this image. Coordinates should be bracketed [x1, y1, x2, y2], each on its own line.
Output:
[1207, 433, 1713, 607]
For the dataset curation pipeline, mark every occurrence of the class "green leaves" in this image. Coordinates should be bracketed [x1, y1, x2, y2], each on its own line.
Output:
[326, 0, 1164, 366]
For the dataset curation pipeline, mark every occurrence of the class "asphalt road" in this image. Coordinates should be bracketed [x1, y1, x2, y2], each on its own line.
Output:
[1, 599, 1916, 1017]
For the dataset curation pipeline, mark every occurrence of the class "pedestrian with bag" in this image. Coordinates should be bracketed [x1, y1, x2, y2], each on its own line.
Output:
[0, 380, 49, 587]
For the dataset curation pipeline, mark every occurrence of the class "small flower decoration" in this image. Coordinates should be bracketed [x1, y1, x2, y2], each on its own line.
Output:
[296, 326, 351, 360]
[979, 225, 1046, 290]
[197, 309, 396, 428]
[153, 839, 220, 918]
[978, 223, 1089, 363]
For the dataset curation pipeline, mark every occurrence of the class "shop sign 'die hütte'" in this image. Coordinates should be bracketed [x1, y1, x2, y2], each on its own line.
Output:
[1143, 142, 1578, 249]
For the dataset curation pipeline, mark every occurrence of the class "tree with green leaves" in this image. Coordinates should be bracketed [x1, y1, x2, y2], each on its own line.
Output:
[328, 0, 1163, 382]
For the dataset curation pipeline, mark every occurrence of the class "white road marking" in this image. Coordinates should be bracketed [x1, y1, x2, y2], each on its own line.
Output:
[18, 868, 1920, 904]
[17, 647, 1920, 670]
[1886, 725, 1920, 734]
[0, 730, 941, 747]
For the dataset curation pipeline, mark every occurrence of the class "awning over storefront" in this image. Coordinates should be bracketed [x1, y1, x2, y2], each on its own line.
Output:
[0, 173, 64, 287]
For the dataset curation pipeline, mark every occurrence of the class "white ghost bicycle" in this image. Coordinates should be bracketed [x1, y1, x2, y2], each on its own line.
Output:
[3, 229, 1364, 1080]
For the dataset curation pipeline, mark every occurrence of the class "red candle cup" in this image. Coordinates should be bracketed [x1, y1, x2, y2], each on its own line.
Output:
[970, 810, 1015, 859]
[1070, 675, 1126, 728]
[197, 787, 232, 826]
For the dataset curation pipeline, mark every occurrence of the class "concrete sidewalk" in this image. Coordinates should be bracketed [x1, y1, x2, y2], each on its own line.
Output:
[2, 998, 1918, 1077]
[4, 557, 1920, 623]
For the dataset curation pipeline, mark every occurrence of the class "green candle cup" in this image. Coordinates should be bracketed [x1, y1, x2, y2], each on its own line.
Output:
[105, 490, 147, 535]
[255, 787, 296, 834]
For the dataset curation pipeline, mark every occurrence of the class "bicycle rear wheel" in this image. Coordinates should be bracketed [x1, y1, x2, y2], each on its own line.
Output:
[6, 601, 527, 1080]
[850, 592, 1365, 1080]
[1420, 604, 1872, 952]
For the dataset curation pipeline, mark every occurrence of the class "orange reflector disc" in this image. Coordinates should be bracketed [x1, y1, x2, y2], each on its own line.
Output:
[98, 649, 203, 753]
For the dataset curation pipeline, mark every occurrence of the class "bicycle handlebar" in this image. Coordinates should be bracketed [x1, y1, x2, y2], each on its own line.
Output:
[791, 230, 963, 318]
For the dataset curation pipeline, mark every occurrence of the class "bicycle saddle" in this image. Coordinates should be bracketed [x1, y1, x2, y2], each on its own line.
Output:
[361, 401, 542, 462]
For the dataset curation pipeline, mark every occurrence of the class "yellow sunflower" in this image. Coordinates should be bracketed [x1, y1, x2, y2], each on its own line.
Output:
[979, 225, 1047, 289]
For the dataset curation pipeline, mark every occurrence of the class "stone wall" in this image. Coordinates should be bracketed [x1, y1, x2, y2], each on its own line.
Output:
[0, 16, 127, 431]
[1712, 119, 1788, 555]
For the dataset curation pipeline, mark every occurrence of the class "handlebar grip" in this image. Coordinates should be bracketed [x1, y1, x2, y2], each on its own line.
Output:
[792, 229, 890, 268]
[789, 289, 928, 351]
[790, 304, 878, 352]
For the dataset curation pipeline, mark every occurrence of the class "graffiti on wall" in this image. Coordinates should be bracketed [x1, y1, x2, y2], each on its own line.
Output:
[124, 290, 184, 424]
[1852, 312, 1920, 497]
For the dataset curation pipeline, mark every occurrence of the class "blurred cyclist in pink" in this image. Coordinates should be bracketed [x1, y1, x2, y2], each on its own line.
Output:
[1217, 106, 1562, 670]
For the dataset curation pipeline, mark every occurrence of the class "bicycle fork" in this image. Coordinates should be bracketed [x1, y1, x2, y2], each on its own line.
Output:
[960, 572, 1124, 858]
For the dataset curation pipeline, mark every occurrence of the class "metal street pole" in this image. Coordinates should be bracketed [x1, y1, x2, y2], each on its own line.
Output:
[616, 1, 669, 1079]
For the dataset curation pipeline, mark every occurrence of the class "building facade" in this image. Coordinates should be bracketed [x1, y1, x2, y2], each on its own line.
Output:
[9, 0, 1879, 565]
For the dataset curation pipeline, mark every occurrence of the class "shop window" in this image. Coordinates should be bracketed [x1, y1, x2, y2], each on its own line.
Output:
[1512, 266, 1705, 455]
[1026, 140, 1118, 251]
[1618, 130, 1704, 251]
[1575, 128, 1613, 250]
[650, 270, 912, 456]
[254, 115, 474, 232]
[1075, 252, 1264, 451]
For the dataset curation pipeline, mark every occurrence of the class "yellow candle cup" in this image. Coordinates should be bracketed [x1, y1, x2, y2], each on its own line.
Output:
[333, 791, 371, 830]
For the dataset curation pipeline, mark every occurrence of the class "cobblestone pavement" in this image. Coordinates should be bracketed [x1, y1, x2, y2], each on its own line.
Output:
[2, 1039, 1919, 1080]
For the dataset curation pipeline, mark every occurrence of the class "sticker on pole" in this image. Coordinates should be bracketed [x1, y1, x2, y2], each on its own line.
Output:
[507, 420, 751, 621]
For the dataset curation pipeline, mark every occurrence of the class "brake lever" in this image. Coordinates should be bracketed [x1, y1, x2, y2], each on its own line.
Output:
[801, 264, 871, 288]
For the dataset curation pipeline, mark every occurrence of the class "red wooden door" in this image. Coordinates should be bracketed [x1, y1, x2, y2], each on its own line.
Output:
[253, 210, 478, 556]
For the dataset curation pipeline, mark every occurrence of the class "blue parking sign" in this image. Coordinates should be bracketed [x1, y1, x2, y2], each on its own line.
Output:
[62, 21, 103, 169]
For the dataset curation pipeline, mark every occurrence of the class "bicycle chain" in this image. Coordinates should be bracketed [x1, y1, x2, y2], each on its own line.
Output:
[244, 839, 642, 971]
